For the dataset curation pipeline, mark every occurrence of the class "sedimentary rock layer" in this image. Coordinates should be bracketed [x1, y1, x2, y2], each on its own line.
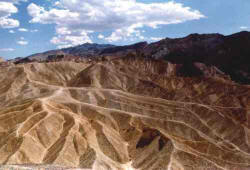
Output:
[0, 58, 250, 170]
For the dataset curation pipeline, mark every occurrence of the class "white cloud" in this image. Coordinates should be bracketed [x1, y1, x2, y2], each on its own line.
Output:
[56, 27, 71, 35]
[30, 29, 38, 32]
[18, 28, 28, 32]
[50, 33, 92, 49]
[27, 0, 204, 45]
[17, 40, 28, 45]
[50, 29, 93, 48]
[0, 2, 17, 17]
[150, 37, 163, 42]
[0, 0, 28, 4]
[98, 34, 104, 39]
[9, 30, 15, 33]
[27, 3, 79, 24]
[0, 17, 19, 28]
[105, 24, 145, 42]
[105, 30, 123, 42]
[54, 1, 60, 6]
[0, 48, 14, 52]
[17, 28, 38, 32]
[240, 26, 248, 30]
[0, 1, 20, 28]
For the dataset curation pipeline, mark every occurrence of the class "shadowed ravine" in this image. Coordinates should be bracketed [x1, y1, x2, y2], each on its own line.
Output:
[0, 58, 250, 170]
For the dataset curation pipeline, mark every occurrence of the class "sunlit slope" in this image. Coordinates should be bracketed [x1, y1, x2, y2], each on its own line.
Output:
[0, 58, 250, 170]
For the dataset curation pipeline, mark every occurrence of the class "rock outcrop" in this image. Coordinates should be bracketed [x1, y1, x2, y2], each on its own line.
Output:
[0, 58, 250, 169]
[0, 57, 5, 62]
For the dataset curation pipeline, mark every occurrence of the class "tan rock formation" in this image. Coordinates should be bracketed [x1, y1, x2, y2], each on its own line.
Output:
[0, 57, 5, 62]
[0, 58, 250, 170]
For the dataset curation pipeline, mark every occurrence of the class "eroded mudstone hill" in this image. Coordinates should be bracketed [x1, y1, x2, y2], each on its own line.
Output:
[0, 58, 250, 170]
[0, 57, 4, 62]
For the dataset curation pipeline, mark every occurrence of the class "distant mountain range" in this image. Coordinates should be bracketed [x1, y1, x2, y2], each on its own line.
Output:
[12, 31, 250, 84]
[26, 43, 115, 61]
[143, 31, 250, 84]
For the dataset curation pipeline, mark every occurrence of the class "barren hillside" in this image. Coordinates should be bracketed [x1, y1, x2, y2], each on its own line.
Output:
[0, 57, 4, 62]
[0, 58, 250, 170]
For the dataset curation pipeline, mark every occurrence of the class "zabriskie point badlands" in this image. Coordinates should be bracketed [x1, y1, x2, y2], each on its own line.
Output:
[1, 0, 250, 170]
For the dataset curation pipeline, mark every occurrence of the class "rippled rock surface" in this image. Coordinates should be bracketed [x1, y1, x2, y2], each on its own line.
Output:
[0, 58, 250, 170]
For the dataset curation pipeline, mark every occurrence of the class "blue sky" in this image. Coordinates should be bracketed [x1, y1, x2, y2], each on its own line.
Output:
[0, 0, 249, 60]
